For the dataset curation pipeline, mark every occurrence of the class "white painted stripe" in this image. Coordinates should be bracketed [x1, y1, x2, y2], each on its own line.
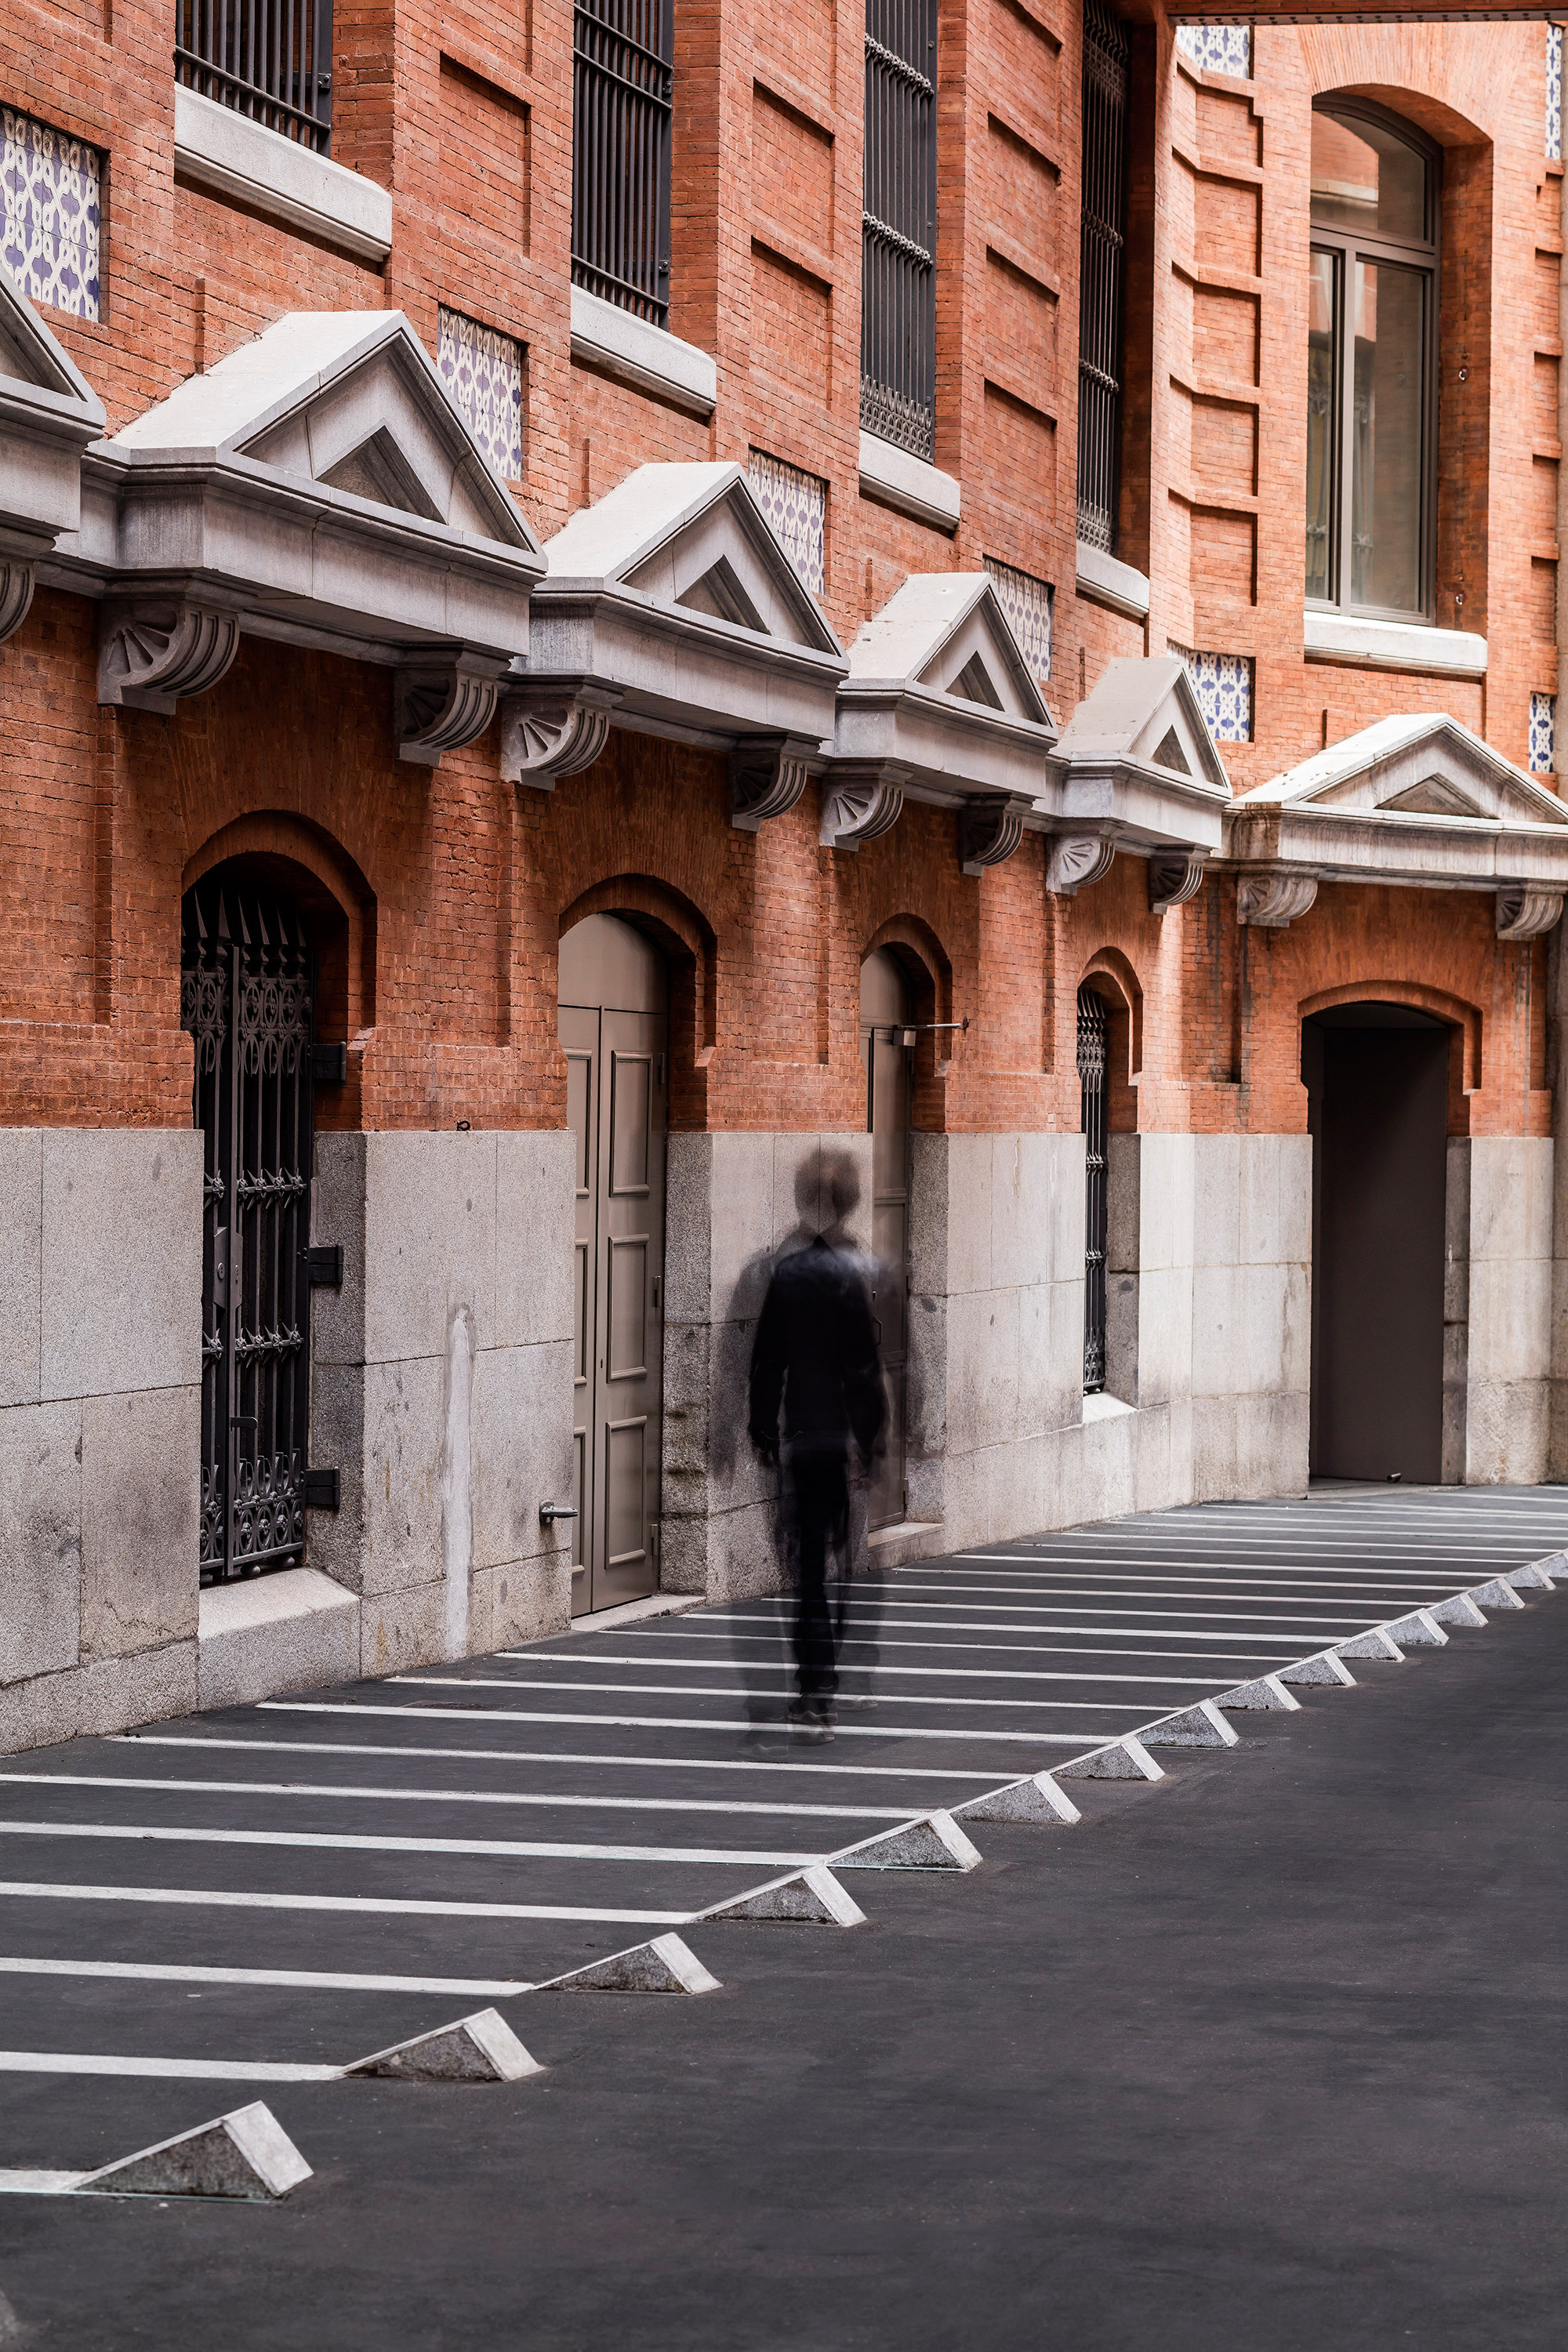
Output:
[260, 1702, 1124, 1745]
[0, 1820, 816, 1867]
[0, 1955, 530, 1995]
[0, 1880, 693, 1924]
[603, 1617, 1371, 1646]
[394, 1672, 1232, 1703]
[121, 1734, 1025, 1784]
[0, 1773, 916, 1822]
[0, 2050, 343, 2083]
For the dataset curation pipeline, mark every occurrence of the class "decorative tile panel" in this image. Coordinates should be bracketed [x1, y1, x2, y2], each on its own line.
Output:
[437, 307, 524, 481]
[1550, 26, 1563, 164]
[748, 448, 827, 595]
[2, 107, 102, 321]
[1530, 691, 1556, 776]
[984, 556, 1053, 683]
[1170, 642, 1253, 743]
[1174, 25, 1252, 80]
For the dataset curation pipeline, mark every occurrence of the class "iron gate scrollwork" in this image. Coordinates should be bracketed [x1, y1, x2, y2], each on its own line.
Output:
[181, 876, 316, 1586]
[1077, 986, 1109, 1395]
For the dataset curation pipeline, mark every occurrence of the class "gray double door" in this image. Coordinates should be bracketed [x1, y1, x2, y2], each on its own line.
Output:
[860, 949, 911, 1530]
[560, 915, 668, 1614]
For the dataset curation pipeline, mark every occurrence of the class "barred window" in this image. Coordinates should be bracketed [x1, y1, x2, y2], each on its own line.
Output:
[572, 0, 673, 326]
[174, 0, 332, 153]
[1076, 0, 1129, 554]
[861, 0, 938, 461]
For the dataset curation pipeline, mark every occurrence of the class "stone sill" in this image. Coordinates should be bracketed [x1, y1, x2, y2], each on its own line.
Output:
[1305, 608, 1488, 679]
[196, 1563, 358, 1711]
[1083, 1391, 1136, 1423]
[173, 86, 393, 264]
[568, 287, 717, 418]
[858, 433, 961, 533]
[1076, 540, 1151, 622]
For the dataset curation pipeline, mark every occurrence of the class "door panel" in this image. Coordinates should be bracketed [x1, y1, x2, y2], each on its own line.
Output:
[560, 1011, 599, 1594]
[862, 953, 912, 1532]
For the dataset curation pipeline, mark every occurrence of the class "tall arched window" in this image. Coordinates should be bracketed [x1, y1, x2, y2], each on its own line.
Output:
[1306, 101, 1439, 621]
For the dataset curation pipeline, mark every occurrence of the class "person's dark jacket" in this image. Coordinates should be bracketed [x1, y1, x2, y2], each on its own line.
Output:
[747, 1236, 887, 1465]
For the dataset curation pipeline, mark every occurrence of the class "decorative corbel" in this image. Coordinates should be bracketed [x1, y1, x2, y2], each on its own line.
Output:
[1496, 884, 1564, 940]
[395, 654, 509, 768]
[729, 734, 817, 831]
[960, 793, 1033, 878]
[1148, 848, 1207, 915]
[1236, 867, 1319, 928]
[98, 599, 242, 713]
[0, 560, 34, 647]
[1047, 831, 1116, 897]
[501, 678, 623, 789]
[820, 760, 908, 852]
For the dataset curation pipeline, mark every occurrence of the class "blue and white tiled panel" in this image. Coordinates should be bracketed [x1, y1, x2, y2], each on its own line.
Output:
[1549, 25, 1563, 165]
[1171, 643, 1253, 744]
[748, 448, 827, 596]
[984, 557, 1053, 684]
[2, 107, 101, 321]
[437, 307, 524, 481]
[1530, 691, 1556, 777]
[1174, 25, 1252, 80]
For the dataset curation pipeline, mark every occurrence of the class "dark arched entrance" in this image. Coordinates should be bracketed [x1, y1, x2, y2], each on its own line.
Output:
[1303, 1002, 1449, 1483]
[181, 870, 322, 1584]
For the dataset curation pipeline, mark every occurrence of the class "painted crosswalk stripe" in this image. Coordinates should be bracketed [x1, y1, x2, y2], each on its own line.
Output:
[401, 1670, 1242, 1699]
[0, 1772, 917, 1821]
[120, 1734, 1032, 1783]
[260, 1701, 1127, 1743]
[0, 2051, 343, 2082]
[0, 1881, 695, 1924]
[0, 1956, 531, 1995]
[0, 1820, 818, 1867]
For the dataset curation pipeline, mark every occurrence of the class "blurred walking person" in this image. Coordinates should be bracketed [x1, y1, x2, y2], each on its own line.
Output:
[748, 1151, 886, 1739]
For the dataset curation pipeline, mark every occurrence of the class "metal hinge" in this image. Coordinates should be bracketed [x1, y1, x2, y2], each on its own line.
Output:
[303, 1244, 343, 1288]
[311, 1040, 348, 1085]
[303, 1467, 339, 1510]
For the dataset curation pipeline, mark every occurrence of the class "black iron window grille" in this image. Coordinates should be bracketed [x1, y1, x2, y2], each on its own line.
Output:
[572, 0, 673, 327]
[182, 877, 317, 1587]
[174, 0, 334, 152]
[1076, 0, 1129, 554]
[861, 0, 938, 461]
[1077, 986, 1109, 1395]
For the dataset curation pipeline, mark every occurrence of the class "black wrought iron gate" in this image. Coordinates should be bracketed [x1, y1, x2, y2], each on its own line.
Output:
[181, 876, 318, 1586]
[1077, 986, 1109, 1394]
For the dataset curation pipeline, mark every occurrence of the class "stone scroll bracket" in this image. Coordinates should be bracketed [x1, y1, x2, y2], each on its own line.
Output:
[1236, 867, 1319, 929]
[395, 653, 510, 768]
[97, 598, 243, 714]
[1147, 848, 1207, 916]
[1496, 884, 1564, 941]
[820, 760, 909, 853]
[960, 793, 1033, 878]
[0, 558, 35, 648]
[1046, 830, 1117, 898]
[728, 734, 821, 832]
[502, 679, 626, 789]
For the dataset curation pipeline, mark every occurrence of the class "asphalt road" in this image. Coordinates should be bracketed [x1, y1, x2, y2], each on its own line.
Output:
[0, 1501, 1563, 2349]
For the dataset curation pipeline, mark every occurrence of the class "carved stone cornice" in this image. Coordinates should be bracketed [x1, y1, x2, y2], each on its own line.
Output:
[0, 561, 34, 647]
[395, 655, 510, 768]
[1496, 884, 1564, 940]
[729, 734, 818, 831]
[1236, 866, 1319, 929]
[820, 760, 908, 852]
[960, 793, 1032, 877]
[97, 598, 243, 713]
[1148, 848, 1207, 915]
[1047, 830, 1117, 897]
[501, 679, 624, 789]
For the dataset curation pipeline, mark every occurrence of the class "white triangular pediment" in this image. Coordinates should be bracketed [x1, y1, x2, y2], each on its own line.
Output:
[1054, 656, 1229, 791]
[848, 574, 1052, 727]
[543, 463, 842, 657]
[1253, 715, 1568, 829]
[109, 311, 537, 552]
[0, 259, 103, 420]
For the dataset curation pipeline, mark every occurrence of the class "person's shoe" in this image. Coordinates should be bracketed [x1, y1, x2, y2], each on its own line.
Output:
[787, 1697, 836, 1743]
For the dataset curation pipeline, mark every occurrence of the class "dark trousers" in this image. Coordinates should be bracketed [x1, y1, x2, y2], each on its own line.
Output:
[789, 1450, 850, 1701]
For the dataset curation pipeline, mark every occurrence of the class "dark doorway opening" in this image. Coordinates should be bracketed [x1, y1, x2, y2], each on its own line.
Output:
[1304, 1003, 1448, 1483]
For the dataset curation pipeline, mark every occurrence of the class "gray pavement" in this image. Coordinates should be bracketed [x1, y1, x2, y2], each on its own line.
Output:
[0, 1486, 1563, 2346]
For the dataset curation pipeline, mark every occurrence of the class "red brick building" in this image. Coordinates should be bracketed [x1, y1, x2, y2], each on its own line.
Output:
[2, 0, 1566, 1744]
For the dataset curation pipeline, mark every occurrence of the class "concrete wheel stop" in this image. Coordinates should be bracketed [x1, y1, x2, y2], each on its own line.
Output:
[831, 1811, 982, 1871]
[1055, 1735, 1165, 1781]
[953, 1773, 1083, 1824]
[1385, 1610, 1448, 1646]
[1218, 1674, 1301, 1711]
[343, 2009, 540, 2082]
[1280, 1651, 1357, 1686]
[0, 2102, 311, 2201]
[532, 1934, 720, 1994]
[1469, 1578, 1526, 1611]
[699, 1865, 866, 1926]
[1140, 1700, 1240, 1748]
[1335, 1628, 1406, 1662]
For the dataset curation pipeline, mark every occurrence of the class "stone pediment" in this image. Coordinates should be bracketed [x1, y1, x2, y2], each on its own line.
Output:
[844, 573, 1054, 726]
[517, 464, 846, 779]
[1240, 713, 1568, 829]
[0, 258, 107, 639]
[1051, 655, 1229, 793]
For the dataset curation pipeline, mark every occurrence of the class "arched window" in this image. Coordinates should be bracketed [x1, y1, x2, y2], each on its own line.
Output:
[1306, 101, 1439, 621]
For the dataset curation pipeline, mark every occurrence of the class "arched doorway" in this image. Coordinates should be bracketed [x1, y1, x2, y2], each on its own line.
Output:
[860, 949, 912, 1530]
[180, 870, 319, 1584]
[1303, 1002, 1448, 1482]
[1076, 985, 1109, 1395]
[560, 913, 669, 1613]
